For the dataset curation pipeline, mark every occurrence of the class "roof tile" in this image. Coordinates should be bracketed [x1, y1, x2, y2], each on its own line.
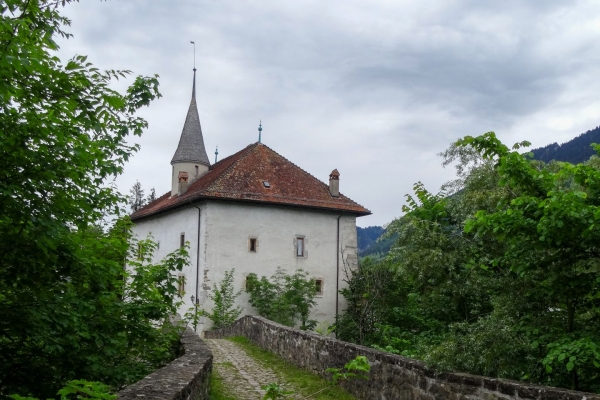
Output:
[132, 143, 371, 220]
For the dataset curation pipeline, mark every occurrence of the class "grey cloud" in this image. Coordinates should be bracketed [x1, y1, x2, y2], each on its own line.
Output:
[57, 0, 600, 226]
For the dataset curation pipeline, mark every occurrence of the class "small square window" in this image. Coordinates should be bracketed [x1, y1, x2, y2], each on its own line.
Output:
[263, 181, 271, 188]
[180, 233, 185, 248]
[177, 274, 185, 297]
[315, 279, 323, 295]
[297, 237, 304, 257]
[249, 238, 257, 252]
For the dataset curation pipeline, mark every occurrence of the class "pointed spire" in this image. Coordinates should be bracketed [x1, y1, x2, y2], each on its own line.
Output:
[215, 146, 219, 163]
[192, 68, 196, 98]
[258, 120, 263, 143]
[171, 70, 210, 166]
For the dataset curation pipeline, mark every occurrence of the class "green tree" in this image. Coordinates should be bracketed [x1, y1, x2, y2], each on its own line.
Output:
[460, 132, 600, 391]
[129, 180, 146, 212]
[186, 269, 243, 330]
[246, 268, 317, 329]
[339, 133, 600, 392]
[146, 187, 157, 204]
[0, 0, 170, 397]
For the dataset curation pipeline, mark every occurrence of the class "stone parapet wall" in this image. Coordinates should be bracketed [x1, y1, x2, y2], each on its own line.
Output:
[205, 316, 600, 400]
[118, 325, 212, 400]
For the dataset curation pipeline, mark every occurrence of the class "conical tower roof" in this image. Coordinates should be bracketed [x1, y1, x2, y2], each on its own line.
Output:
[171, 70, 210, 166]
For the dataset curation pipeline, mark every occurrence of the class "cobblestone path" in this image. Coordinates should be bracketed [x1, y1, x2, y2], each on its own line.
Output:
[206, 339, 298, 400]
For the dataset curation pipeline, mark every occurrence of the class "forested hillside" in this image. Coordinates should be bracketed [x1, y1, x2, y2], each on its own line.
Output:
[531, 126, 600, 164]
[357, 226, 397, 258]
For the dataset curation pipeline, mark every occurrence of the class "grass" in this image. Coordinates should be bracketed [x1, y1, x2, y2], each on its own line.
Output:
[209, 366, 237, 400]
[227, 336, 357, 400]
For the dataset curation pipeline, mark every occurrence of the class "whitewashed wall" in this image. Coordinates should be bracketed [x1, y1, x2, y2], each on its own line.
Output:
[131, 200, 358, 332]
[130, 205, 206, 316]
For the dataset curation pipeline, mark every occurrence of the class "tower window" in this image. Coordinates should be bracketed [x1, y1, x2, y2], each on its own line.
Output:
[180, 233, 185, 248]
[315, 279, 323, 295]
[249, 238, 257, 252]
[195, 165, 199, 176]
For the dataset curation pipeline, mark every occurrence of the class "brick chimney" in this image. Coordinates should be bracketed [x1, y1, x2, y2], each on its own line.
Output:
[178, 171, 189, 195]
[329, 169, 340, 197]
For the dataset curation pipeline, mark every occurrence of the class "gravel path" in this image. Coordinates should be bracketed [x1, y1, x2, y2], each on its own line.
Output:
[206, 339, 297, 400]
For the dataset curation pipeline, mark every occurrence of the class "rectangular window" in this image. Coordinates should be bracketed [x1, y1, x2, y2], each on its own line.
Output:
[315, 279, 323, 295]
[249, 238, 257, 252]
[137, 243, 143, 260]
[180, 233, 185, 248]
[195, 165, 199, 177]
[297, 237, 304, 257]
[177, 274, 185, 297]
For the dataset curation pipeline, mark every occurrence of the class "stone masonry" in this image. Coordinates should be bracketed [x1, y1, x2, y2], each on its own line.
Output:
[117, 325, 212, 400]
[205, 316, 600, 400]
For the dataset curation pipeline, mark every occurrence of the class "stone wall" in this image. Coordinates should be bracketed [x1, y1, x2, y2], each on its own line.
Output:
[118, 326, 212, 400]
[205, 316, 600, 400]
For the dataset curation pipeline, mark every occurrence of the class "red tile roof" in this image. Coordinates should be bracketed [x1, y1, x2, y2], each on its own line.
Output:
[131, 143, 371, 221]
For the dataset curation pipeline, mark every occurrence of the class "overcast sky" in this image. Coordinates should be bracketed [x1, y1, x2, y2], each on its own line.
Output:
[58, 0, 600, 226]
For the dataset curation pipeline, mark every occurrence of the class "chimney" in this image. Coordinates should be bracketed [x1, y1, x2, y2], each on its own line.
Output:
[178, 171, 189, 195]
[329, 169, 340, 197]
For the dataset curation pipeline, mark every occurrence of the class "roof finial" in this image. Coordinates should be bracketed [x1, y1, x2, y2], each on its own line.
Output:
[215, 146, 219, 163]
[258, 120, 263, 143]
[190, 41, 196, 98]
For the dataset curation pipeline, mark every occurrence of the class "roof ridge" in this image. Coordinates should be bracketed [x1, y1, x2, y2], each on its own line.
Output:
[258, 143, 366, 208]
[204, 142, 259, 191]
[209, 143, 254, 170]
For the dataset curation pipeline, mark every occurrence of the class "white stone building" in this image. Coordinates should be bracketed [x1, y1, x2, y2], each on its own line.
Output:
[130, 71, 370, 332]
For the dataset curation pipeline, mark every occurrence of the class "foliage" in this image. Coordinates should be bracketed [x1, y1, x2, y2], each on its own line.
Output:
[325, 356, 371, 385]
[260, 355, 370, 400]
[336, 257, 400, 346]
[339, 132, 600, 393]
[129, 181, 156, 212]
[314, 321, 335, 336]
[10, 380, 116, 400]
[262, 383, 294, 400]
[146, 187, 157, 204]
[208, 269, 243, 329]
[357, 226, 385, 252]
[246, 268, 317, 330]
[356, 226, 400, 259]
[0, 0, 177, 397]
[185, 269, 243, 330]
[1, 220, 188, 397]
[129, 180, 145, 212]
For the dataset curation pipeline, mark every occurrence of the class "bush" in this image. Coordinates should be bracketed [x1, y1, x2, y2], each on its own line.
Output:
[246, 268, 317, 330]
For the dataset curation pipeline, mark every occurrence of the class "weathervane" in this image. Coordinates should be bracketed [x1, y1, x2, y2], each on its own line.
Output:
[258, 120, 263, 143]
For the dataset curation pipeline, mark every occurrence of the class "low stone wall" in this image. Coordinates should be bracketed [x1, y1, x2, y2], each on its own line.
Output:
[205, 316, 600, 400]
[118, 325, 212, 400]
